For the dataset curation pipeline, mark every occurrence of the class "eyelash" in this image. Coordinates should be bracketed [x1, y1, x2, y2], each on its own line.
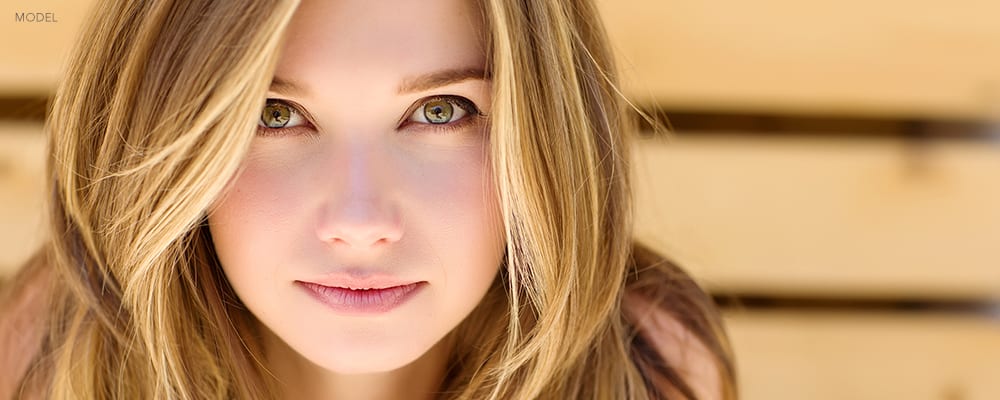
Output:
[256, 96, 484, 137]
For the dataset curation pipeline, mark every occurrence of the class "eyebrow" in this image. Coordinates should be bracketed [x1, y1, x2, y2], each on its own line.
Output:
[397, 67, 490, 94]
[269, 76, 308, 97]
[268, 67, 489, 97]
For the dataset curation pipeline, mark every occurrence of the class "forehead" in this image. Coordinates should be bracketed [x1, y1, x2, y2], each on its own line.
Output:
[275, 0, 487, 90]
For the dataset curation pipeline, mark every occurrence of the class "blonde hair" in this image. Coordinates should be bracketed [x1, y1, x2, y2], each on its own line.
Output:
[4, 0, 736, 398]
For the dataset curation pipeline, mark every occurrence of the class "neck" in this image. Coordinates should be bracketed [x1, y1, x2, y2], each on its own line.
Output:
[261, 329, 453, 400]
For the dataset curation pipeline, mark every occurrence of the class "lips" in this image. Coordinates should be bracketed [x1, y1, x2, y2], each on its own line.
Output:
[296, 280, 425, 314]
[304, 272, 418, 290]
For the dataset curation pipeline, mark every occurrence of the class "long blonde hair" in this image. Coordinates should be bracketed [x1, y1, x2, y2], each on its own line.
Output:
[5, 0, 735, 398]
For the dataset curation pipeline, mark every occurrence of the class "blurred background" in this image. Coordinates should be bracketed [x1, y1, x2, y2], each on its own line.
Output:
[2, 1, 999, 398]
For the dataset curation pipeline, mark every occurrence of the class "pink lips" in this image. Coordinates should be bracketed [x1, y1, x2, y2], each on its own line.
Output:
[297, 280, 425, 315]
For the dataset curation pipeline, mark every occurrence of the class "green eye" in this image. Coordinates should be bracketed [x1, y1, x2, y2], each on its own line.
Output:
[423, 100, 454, 124]
[409, 96, 478, 127]
[261, 101, 293, 128]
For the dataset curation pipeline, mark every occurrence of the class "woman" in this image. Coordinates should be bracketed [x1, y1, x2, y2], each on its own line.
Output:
[0, 0, 736, 398]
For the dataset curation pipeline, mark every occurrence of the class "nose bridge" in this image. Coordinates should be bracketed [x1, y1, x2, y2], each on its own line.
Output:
[342, 136, 379, 198]
[316, 134, 403, 248]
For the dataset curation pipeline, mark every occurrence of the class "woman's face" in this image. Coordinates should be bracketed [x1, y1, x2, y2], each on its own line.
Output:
[208, 0, 504, 374]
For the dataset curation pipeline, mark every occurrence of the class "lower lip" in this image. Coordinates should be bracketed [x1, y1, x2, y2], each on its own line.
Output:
[297, 281, 425, 315]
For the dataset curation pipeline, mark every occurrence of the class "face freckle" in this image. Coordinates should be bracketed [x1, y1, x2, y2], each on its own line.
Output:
[206, 0, 504, 376]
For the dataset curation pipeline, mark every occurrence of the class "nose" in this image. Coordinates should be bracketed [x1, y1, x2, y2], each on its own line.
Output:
[315, 139, 403, 249]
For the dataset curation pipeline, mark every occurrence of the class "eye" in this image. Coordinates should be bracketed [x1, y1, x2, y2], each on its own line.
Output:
[407, 96, 480, 126]
[259, 99, 307, 129]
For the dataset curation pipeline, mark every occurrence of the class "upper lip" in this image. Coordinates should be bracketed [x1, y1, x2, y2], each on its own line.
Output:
[298, 270, 420, 290]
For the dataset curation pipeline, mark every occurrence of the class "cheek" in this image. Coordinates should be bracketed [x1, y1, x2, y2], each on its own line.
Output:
[409, 152, 504, 306]
[212, 153, 304, 223]
[206, 158, 305, 287]
[410, 148, 501, 241]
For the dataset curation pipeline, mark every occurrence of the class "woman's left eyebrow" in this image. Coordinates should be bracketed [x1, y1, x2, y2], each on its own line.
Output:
[397, 67, 490, 95]
[269, 76, 308, 97]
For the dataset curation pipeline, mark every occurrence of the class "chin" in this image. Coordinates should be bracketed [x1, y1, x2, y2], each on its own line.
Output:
[296, 334, 440, 375]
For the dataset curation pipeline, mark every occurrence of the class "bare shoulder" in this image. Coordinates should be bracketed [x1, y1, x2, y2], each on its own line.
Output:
[0, 251, 52, 400]
[623, 289, 725, 400]
[624, 242, 735, 399]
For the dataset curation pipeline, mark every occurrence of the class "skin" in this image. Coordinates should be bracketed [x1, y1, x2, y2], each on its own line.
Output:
[624, 293, 723, 400]
[207, 0, 505, 398]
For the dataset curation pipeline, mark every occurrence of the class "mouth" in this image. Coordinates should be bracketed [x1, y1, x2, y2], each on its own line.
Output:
[295, 280, 426, 315]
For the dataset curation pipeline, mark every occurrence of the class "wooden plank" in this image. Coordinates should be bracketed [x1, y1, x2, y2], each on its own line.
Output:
[597, 0, 1000, 120]
[725, 310, 1000, 400]
[4, 129, 1000, 299]
[0, 1, 93, 95]
[4, 1, 1000, 120]
[0, 123, 46, 276]
[634, 135, 1000, 299]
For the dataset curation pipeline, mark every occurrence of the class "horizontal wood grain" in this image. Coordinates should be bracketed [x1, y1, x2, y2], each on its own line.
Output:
[726, 310, 1000, 400]
[0, 0, 91, 96]
[4, 1, 1000, 119]
[0, 123, 46, 276]
[596, 0, 1000, 120]
[3, 125, 1000, 302]
[633, 135, 1000, 300]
